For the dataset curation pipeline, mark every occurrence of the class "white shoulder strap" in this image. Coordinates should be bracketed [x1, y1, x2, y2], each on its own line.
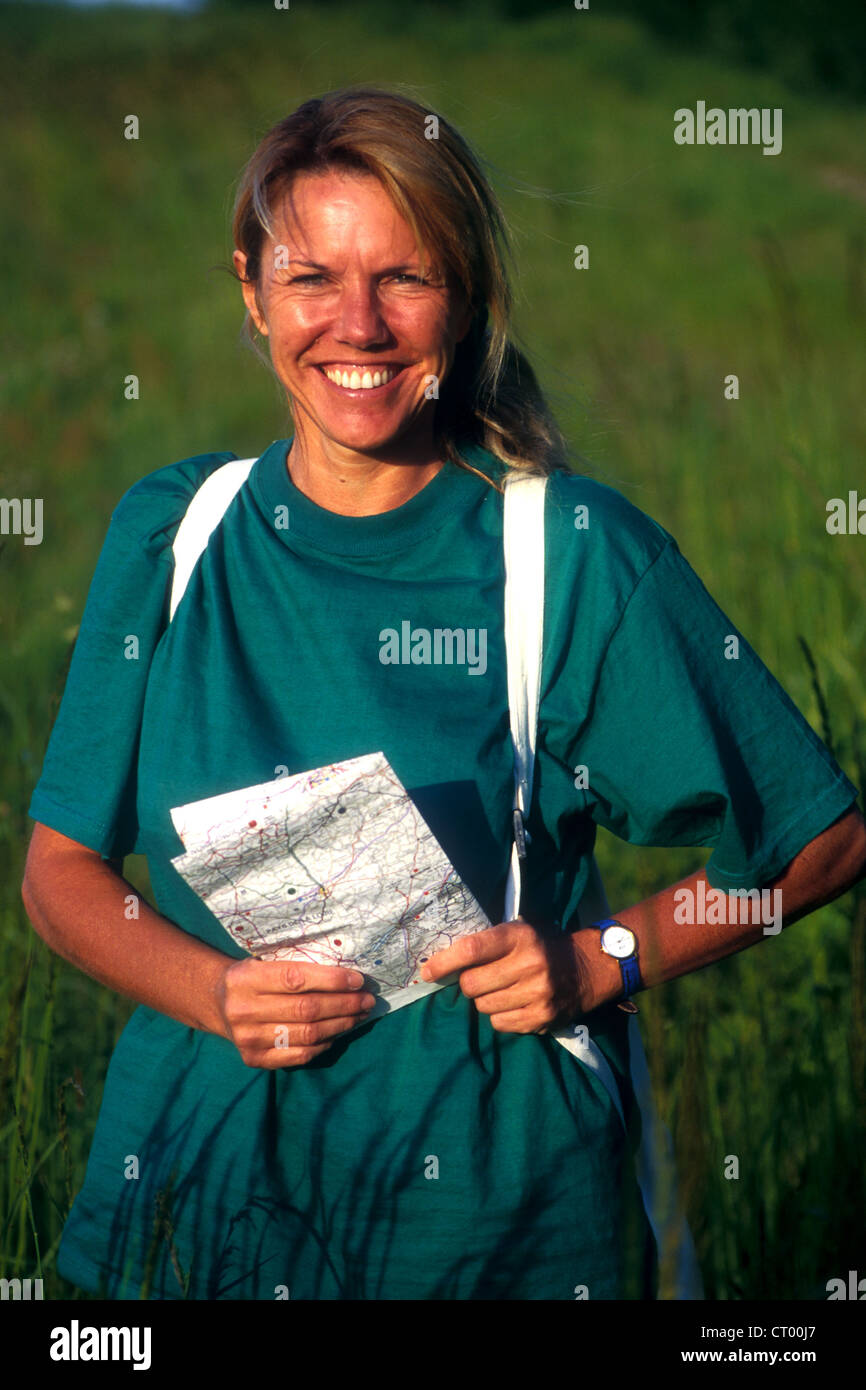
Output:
[502, 472, 547, 921]
[501, 471, 626, 1099]
[502, 470, 611, 926]
[169, 458, 257, 621]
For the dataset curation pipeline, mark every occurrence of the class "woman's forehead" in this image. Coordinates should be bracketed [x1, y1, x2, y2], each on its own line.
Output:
[266, 172, 435, 263]
[271, 169, 402, 227]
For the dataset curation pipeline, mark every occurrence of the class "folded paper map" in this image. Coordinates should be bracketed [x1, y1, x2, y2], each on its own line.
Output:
[169, 751, 492, 1021]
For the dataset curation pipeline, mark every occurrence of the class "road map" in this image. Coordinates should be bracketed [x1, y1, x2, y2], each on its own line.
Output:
[169, 751, 492, 1019]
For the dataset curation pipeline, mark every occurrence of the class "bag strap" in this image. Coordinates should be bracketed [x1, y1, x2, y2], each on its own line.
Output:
[502, 472, 547, 921]
[169, 457, 257, 622]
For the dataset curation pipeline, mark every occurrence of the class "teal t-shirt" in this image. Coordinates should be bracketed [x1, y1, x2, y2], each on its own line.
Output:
[28, 437, 859, 1300]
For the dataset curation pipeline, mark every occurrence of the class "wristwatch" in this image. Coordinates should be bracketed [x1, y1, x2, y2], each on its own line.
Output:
[594, 917, 641, 1014]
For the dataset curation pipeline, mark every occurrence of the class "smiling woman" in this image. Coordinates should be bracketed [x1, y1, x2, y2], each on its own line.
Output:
[228, 87, 571, 510]
[22, 84, 866, 1303]
[231, 166, 474, 509]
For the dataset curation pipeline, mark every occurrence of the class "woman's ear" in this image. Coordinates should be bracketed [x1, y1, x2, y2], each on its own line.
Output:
[233, 250, 269, 336]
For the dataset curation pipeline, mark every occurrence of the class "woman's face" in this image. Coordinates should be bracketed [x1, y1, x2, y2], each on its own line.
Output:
[233, 168, 473, 458]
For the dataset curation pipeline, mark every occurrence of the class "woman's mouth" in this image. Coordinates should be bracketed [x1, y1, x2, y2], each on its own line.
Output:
[316, 364, 406, 394]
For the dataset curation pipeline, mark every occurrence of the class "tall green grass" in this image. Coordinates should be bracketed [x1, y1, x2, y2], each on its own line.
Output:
[1, 0, 864, 1299]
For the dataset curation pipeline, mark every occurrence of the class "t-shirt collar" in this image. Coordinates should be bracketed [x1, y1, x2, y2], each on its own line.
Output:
[251, 435, 505, 557]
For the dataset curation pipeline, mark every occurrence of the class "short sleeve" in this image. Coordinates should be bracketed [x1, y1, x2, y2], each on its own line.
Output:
[27, 451, 236, 858]
[561, 538, 861, 890]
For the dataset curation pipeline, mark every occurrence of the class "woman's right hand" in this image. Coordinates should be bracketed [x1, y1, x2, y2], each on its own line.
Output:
[216, 957, 377, 1069]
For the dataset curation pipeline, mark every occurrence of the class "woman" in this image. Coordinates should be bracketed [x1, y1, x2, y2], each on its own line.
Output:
[23, 86, 866, 1301]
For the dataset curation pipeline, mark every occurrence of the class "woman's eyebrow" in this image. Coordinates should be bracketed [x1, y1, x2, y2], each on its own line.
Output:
[286, 258, 430, 274]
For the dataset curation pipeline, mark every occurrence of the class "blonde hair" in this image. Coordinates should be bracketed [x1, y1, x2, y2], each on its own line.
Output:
[231, 85, 570, 488]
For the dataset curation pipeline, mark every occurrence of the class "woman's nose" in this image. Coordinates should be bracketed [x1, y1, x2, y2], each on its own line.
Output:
[332, 281, 390, 344]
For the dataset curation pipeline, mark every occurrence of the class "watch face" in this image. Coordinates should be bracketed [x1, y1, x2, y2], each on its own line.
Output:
[601, 925, 636, 959]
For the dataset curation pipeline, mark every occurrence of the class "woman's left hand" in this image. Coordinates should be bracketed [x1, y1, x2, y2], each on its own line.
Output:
[419, 919, 607, 1033]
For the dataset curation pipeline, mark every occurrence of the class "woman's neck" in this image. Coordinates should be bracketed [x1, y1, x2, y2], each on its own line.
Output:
[285, 429, 446, 517]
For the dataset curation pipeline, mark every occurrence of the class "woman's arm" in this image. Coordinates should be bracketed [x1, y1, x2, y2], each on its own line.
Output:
[22, 824, 239, 1034]
[581, 803, 866, 1009]
[420, 806, 866, 1029]
[21, 823, 375, 1065]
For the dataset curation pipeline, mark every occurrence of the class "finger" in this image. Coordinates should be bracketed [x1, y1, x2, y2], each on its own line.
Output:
[269, 1011, 372, 1050]
[487, 1006, 550, 1035]
[241, 1011, 372, 1068]
[242, 959, 367, 995]
[455, 959, 525, 999]
[419, 923, 516, 983]
[467, 980, 540, 1013]
[286, 990, 378, 1023]
[231, 990, 377, 1026]
[248, 1040, 334, 1071]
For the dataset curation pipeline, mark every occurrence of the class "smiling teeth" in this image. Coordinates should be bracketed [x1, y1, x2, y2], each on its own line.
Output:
[323, 366, 398, 389]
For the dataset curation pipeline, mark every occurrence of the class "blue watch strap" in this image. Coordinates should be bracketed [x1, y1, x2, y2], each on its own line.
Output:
[621, 955, 642, 995]
[594, 918, 642, 1001]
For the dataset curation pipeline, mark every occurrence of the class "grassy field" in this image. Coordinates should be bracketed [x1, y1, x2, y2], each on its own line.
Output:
[1, 0, 864, 1300]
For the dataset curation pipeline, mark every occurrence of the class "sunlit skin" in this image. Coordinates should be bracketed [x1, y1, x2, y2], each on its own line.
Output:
[232, 168, 472, 518]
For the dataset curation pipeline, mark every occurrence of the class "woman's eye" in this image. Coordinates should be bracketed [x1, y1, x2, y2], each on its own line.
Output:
[287, 272, 431, 287]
